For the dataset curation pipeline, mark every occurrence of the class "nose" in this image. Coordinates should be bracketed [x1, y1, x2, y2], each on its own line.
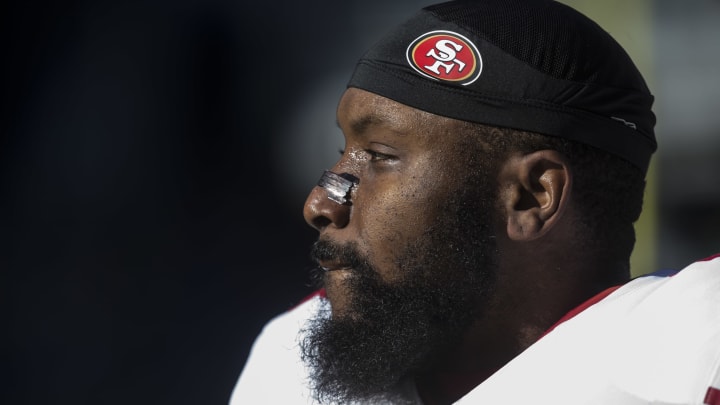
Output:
[303, 179, 352, 231]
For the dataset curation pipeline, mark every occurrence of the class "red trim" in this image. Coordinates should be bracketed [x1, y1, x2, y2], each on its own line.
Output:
[538, 254, 720, 338]
[541, 285, 622, 338]
[704, 387, 720, 405]
[700, 253, 720, 262]
[289, 289, 326, 310]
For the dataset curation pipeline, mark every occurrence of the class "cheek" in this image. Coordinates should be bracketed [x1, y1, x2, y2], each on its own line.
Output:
[364, 168, 448, 230]
[355, 163, 454, 279]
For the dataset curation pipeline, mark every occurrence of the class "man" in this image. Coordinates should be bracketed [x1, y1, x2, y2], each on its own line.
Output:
[231, 0, 720, 404]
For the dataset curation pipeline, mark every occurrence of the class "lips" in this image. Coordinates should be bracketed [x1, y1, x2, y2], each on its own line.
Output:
[310, 239, 359, 274]
[318, 261, 352, 272]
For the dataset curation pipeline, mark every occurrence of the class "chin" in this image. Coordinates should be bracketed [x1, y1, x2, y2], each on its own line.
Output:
[323, 269, 356, 318]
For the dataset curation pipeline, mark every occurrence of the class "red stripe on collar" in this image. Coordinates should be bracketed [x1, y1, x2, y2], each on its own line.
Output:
[705, 386, 720, 405]
[541, 285, 622, 338]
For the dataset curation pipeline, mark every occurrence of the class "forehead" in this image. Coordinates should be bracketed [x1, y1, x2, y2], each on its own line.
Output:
[336, 87, 468, 145]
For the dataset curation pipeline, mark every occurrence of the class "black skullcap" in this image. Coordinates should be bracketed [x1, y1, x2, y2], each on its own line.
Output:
[347, 0, 657, 173]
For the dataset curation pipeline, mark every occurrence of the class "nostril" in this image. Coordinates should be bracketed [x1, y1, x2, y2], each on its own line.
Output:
[312, 216, 332, 230]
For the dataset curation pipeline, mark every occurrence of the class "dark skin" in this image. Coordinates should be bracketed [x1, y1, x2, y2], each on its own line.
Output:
[304, 88, 614, 404]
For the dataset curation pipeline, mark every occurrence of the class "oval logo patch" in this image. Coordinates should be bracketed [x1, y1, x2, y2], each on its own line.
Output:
[406, 30, 482, 85]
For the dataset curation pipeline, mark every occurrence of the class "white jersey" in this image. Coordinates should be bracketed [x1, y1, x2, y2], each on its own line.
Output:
[230, 255, 720, 405]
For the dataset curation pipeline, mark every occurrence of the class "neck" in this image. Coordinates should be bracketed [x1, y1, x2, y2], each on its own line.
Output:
[414, 304, 544, 404]
[415, 257, 622, 404]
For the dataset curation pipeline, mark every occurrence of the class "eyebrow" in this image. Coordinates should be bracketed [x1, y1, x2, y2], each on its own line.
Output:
[337, 113, 406, 138]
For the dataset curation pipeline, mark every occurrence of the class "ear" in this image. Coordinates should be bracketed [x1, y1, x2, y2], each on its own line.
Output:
[499, 150, 572, 241]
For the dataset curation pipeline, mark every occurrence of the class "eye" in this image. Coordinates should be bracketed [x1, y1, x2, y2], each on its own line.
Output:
[338, 148, 395, 162]
[366, 149, 394, 161]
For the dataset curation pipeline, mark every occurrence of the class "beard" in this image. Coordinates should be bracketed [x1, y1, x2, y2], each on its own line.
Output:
[300, 172, 499, 404]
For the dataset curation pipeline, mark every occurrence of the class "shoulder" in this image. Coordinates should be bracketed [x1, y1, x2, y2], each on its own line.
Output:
[611, 253, 720, 310]
[458, 254, 720, 404]
[228, 290, 326, 405]
[260, 290, 326, 340]
[585, 254, 720, 403]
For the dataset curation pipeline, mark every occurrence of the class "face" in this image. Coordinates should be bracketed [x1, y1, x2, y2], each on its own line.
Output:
[304, 87, 485, 314]
[301, 88, 502, 403]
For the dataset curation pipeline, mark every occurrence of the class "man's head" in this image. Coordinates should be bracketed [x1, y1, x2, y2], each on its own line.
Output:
[300, 0, 655, 403]
[302, 89, 502, 403]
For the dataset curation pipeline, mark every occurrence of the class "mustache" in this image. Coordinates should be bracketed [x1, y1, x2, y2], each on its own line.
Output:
[309, 239, 366, 269]
[308, 239, 371, 289]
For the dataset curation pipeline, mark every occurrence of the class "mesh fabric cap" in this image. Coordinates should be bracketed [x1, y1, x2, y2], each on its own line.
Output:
[347, 0, 657, 173]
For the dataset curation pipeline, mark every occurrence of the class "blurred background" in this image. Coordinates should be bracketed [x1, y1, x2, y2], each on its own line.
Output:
[2, 0, 718, 404]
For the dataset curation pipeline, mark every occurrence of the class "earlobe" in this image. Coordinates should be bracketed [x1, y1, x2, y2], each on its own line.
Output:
[501, 150, 571, 241]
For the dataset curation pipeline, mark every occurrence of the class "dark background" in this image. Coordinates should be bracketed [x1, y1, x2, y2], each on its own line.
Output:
[3, 0, 449, 403]
[1, 1, 356, 403]
[3, 1, 719, 404]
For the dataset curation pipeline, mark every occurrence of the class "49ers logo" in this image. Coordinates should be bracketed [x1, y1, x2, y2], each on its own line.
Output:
[406, 30, 482, 85]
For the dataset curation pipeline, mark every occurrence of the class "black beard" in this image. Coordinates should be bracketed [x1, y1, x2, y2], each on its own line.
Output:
[300, 177, 498, 404]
